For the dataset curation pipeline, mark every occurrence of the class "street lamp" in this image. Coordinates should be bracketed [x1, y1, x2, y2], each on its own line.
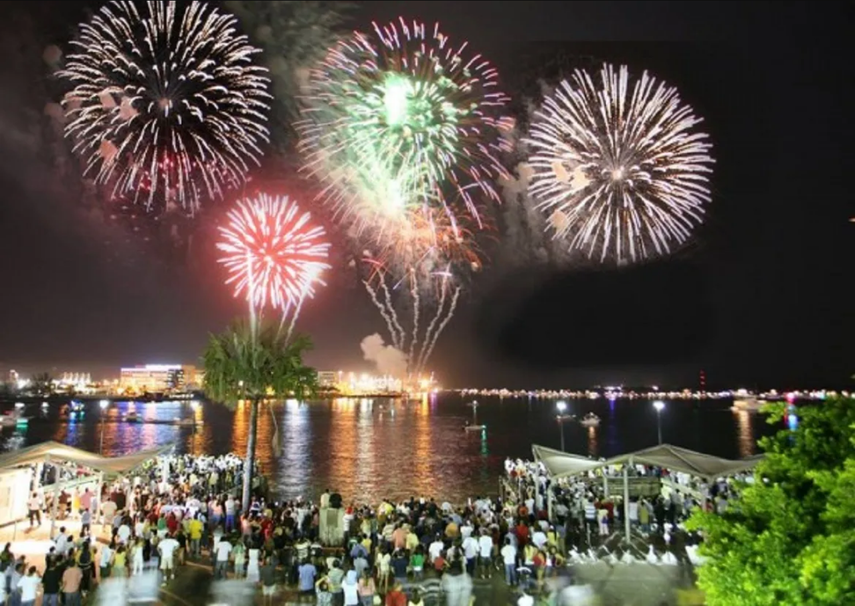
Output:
[653, 400, 665, 445]
[556, 401, 568, 451]
[99, 400, 109, 454]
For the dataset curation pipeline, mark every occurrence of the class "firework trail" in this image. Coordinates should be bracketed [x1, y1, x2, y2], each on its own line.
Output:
[217, 193, 330, 334]
[297, 17, 513, 237]
[60, 1, 271, 215]
[525, 64, 715, 264]
[361, 209, 480, 376]
[364, 266, 462, 378]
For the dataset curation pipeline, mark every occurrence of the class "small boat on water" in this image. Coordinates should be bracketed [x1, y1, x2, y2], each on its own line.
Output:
[125, 411, 139, 422]
[733, 397, 766, 411]
[69, 401, 85, 412]
[0, 412, 30, 427]
[463, 400, 486, 433]
[579, 413, 600, 427]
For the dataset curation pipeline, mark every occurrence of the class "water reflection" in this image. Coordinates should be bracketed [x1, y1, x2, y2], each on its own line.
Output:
[4, 396, 779, 503]
[587, 426, 598, 457]
[734, 410, 753, 458]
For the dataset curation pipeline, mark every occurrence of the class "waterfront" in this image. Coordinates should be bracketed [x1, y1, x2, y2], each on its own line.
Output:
[0, 393, 778, 503]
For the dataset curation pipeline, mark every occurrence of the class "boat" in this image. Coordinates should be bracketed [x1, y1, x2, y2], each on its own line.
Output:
[69, 401, 85, 412]
[125, 411, 139, 422]
[463, 400, 486, 432]
[0, 411, 30, 427]
[579, 413, 600, 427]
[733, 397, 765, 411]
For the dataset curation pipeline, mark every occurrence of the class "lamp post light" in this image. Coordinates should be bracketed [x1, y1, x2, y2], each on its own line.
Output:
[653, 400, 665, 445]
[98, 399, 109, 454]
[556, 401, 568, 451]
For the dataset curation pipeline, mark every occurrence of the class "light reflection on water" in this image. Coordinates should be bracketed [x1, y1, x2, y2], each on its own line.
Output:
[1, 396, 775, 503]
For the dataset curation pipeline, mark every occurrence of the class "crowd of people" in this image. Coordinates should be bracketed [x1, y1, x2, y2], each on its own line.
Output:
[1, 451, 743, 605]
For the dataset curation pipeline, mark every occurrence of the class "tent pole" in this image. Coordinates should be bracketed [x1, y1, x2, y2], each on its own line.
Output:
[623, 458, 631, 544]
[96, 471, 104, 531]
[603, 472, 609, 498]
[48, 455, 58, 540]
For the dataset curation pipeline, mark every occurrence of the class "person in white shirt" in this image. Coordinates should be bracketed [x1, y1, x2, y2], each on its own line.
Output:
[531, 529, 547, 550]
[477, 531, 493, 579]
[461, 535, 478, 575]
[99, 543, 113, 580]
[117, 523, 132, 545]
[54, 529, 69, 557]
[27, 493, 41, 528]
[158, 536, 180, 583]
[214, 539, 233, 580]
[428, 537, 444, 563]
[500, 539, 517, 586]
[18, 566, 40, 606]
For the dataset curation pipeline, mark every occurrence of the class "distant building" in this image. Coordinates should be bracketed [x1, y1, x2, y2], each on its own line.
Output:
[120, 364, 197, 393]
[317, 371, 341, 389]
[57, 372, 92, 391]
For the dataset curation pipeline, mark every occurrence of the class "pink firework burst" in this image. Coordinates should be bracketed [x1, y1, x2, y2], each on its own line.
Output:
[218, 193, 330, 311]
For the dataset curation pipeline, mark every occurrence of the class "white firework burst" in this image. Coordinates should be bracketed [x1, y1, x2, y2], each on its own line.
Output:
[526, 64, 715, 264]
[60, 1, 271, 215]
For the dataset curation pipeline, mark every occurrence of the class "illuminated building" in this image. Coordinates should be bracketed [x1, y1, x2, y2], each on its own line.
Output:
[57, 373, 92, 391]
[317, 371, 341, 389]
[316, 371, 438, 395]
[119, 364, 197, 393]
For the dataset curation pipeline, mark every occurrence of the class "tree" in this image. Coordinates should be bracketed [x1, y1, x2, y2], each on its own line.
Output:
[686, 397, 855, 605]
[202, 319, 318, 512]
[30, 372, 54, 396]
[224, 1, 354, 150]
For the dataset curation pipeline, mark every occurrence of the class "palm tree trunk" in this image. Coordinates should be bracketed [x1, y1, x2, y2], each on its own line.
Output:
[242, 397, 259, 513]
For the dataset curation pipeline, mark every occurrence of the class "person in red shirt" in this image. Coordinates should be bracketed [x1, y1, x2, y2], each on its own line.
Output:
[385, 581, 407, 606]
[515, 521, 530, 548]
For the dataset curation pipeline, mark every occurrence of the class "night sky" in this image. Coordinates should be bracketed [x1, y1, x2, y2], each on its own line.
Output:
[0, 1, 851, 389]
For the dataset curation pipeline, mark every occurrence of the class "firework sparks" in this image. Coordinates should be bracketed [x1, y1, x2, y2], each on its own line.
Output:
[526, 64, 715, 264]
[217, 194, 330, 321]
[60, 1, 271, 215]
[297, 17, 513, 235]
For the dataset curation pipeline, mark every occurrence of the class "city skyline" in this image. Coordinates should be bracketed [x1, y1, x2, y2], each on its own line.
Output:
[0, 2, 852, 390]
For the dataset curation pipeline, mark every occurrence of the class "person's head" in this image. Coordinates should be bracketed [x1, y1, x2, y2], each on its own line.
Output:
[27, 566, 36, 576]
[411, 589, 421, 602]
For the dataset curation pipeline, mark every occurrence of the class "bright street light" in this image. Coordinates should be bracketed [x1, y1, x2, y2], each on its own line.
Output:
[556, 400, 567, 413]
[653, 400, 665, 444]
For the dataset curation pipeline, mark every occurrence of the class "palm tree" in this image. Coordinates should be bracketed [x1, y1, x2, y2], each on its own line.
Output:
[202, 319, 318, 512]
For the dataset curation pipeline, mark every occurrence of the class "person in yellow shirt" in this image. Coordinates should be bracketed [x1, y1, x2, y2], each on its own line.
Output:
[188, 516, 203, 557]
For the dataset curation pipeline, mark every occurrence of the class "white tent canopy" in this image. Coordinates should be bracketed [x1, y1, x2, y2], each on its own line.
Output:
[532, 445, 606, 478]
[0, 441, 172, 477]
[532, 443, 764, 482]
[605, 444, 763, 481]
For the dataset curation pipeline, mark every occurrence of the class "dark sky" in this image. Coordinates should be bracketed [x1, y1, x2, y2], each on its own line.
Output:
[0, 1, 852, 389]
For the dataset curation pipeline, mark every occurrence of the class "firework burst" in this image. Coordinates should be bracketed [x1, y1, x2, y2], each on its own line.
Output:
[217, 193, 330, 314]
[60, 1, 271, 215]
[297, 17, 513, 234]
[526, 64, 715, 264]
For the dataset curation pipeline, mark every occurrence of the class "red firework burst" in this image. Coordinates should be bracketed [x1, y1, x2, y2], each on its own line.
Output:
[218, 193, 330, 311]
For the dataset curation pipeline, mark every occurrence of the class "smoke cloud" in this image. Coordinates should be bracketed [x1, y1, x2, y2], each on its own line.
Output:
[360, 334, 408, 377]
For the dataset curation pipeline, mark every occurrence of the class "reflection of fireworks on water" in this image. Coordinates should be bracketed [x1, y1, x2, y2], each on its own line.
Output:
[526, 64, 714, 264]
[217, 194, 330, 334]
[297, 17, 513, 235]
[60, 1, 271, 215]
